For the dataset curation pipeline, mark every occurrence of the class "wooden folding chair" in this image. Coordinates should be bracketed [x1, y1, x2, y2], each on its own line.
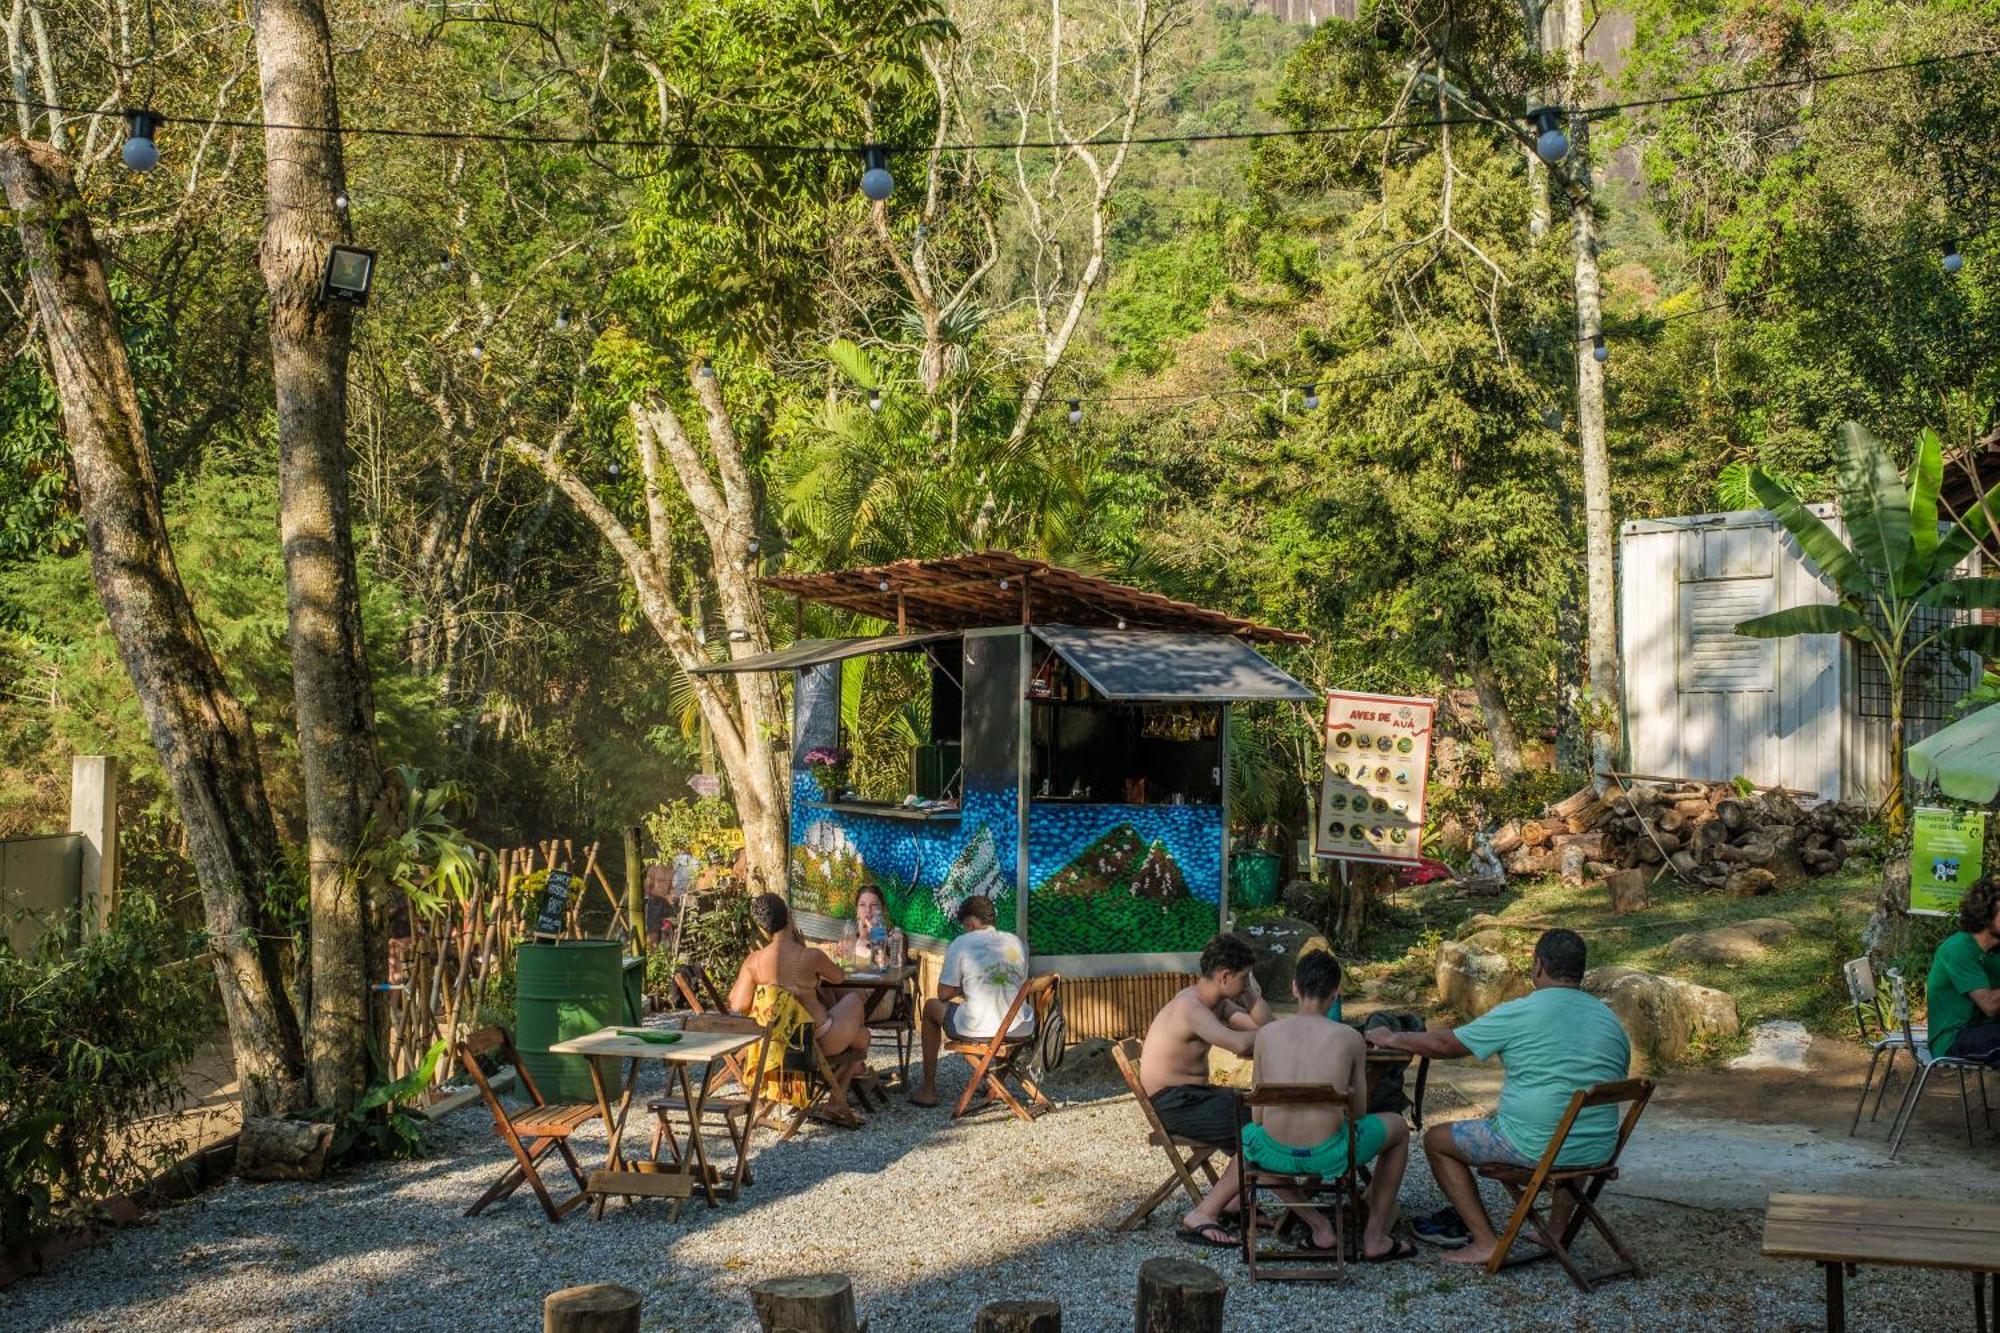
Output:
[1482, 1076, 1656, 1291]
[673, 961, 732, 1016]
[455, 1025, 599, 1222]
[1236, 1083, 1363, 1282]
[645, 1013, 772, 1198]
[948, 973, 1059, 1123]
[1108, 1037, 1221, 1231]
[746, 984, 880, 1140]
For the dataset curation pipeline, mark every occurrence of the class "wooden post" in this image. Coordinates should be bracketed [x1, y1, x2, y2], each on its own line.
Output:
[749, 1274, 861, 1333]
[623, 824, 646, 954]
[1134, 1257, 1224, 1333]
[544, 1283, 641, 1333]
[976, 1300, 1060, 1333]
[69, 754, 118, 936]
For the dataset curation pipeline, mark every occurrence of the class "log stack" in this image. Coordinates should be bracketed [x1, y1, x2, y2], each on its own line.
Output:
[1488, 780, 1866, 896]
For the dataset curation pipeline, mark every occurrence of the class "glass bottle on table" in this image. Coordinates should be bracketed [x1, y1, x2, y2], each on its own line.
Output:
[841, 918, 858, 964]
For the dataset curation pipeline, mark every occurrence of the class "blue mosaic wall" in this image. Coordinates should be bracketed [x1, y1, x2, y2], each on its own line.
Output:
[1026, 803, 1223, 902]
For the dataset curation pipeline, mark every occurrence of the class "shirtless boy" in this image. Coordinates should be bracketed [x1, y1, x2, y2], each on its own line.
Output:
[1138, 932, 1272, 1248]
[728, 892, 871, 1071]
[1244, 950, 1414, 1261]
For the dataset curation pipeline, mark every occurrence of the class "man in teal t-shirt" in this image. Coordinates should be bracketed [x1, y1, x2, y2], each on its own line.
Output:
[1366, 928, 1630, 1267]
[1926, 878, 2000, 1065]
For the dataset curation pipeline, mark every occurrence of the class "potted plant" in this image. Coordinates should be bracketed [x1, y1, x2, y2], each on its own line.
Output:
[803, 745, 852, 802]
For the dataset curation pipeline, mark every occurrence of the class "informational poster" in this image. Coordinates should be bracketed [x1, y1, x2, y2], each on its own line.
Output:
[1910, 806, 1986, 916]
[1315, 690, 1436, 865]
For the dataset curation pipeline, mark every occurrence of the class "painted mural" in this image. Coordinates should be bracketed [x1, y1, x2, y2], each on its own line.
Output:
[1025, 802, 1223, 955]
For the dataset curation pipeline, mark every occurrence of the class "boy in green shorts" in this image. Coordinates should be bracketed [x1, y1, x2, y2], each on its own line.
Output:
[1240, 950, 1415, 1261]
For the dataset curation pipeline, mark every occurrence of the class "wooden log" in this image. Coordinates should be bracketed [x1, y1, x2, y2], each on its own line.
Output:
[1135, 1258, 1225, 1333]
[1551, 831, 1606, 858]
[545, 1284, 642, 1333]
[1488, 822, 1524, 856]
[1655, 808, 1688, 836]
[1521, 820, 1554, 849]
[1559, 844, 1589, 884]
[750, 1275, 861, 1333]
[1549, 786, 1600, 820]
[976, 1300, 1061, 1333]
[1695, 821, 1730, 852]
[238, 1116, 333, 1181]
[1672, 798, 1711, 821]
[1604, 868, 1653, 913]
[1716, 799, 1750, 833]
[1563, 800, 1607, 834]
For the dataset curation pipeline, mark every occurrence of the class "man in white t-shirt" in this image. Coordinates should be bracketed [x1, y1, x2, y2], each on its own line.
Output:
[909, 894, 1032, 1108]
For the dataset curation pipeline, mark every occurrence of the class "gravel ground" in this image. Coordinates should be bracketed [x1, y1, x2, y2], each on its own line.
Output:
[1, 1047, 1982, 1332]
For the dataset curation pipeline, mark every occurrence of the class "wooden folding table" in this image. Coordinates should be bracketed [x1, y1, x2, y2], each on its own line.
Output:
[1761, 1191, 2000, 1332]
[551, 1024, 761, 1219]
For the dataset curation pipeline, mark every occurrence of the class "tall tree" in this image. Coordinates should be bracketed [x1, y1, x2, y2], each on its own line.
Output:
[0, 138, 307, 1116]
[254, 0, 382, 1111]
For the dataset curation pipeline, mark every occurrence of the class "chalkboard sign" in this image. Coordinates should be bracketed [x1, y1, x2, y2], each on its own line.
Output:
[531, 868, 575, 937]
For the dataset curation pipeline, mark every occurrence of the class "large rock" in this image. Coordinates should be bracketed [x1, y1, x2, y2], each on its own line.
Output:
[1662, 918, 1797, 965]
[1584, 966, 1740, 1069]
[1456, 913, 1510, 940]
[1435, 940, 1530, 1017]
[1237, 916, 1324, 1001]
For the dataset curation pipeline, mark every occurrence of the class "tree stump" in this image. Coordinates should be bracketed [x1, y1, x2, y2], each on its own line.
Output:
[544, 1284, 641, 1333]
[1134, 1257, 1224, 1333]
[976, 1300, 1061, 1333]
[237, 1116, 334, 1181]
[750, 1274, 862, 1333]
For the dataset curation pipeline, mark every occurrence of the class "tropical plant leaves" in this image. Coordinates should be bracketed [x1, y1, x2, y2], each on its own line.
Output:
[826, 338, 878, 389]
[1903, 426, 1944, 593]
[1936, 623, 2000, 659]
[1734, 604, 1870, 639]
[1748, 467, 1869, 597]
[1833, 421, 1911, 584]
[1922, 578, 2000, 610]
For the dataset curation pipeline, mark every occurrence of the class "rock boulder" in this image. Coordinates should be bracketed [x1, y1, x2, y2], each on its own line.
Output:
[1435, 939, 1530, 1017]
[1237, 916, 1325, 1001]
[1662, 918, 1797, 966]
[1584, 966, 1740, 1069]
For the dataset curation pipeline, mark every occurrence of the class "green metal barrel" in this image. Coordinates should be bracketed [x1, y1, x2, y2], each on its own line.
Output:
[1230, 850, 1282, 909]
[515, 940, 627, 1102]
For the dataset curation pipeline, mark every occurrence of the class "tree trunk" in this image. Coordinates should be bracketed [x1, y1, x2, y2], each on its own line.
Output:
[976, 1301, 1061, 1333]
[1467, 637, 1523, 777]
[1886, 663, 1907, 836]
[1563, 0, 1619, 786]
[0, 138, 306, 1115]
[544, 1285, 642, 1333]
[748, 1275, 860, 1333]
[254, 0, 382, 1113]
[1134, 1257, 1225, 1333]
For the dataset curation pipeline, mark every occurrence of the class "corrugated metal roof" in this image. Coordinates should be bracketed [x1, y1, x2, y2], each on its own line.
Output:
[687, 631, 958, 675]
[1032, 625, 1315, 702]
[760, 550, 1308, 644]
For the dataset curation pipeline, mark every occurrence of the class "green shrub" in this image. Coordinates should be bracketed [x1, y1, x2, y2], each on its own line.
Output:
[0, 896, 210, 1248]
[669, 890, 758, 986]
[1429, 770, 1586, 835]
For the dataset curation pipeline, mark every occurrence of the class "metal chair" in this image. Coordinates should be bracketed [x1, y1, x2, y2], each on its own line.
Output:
[1883, 968, 1995, 1158]
[1844, 956, 1928, 1135]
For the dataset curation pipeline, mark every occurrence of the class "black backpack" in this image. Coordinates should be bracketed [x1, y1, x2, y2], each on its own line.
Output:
[1025, 985, 1067, 1081]
[1357, 1010, 1425, 1115]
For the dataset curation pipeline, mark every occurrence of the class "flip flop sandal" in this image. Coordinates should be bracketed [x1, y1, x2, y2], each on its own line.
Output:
[1175, 1222, 1239, 1250]
[1359, 1238, 1422, 1264]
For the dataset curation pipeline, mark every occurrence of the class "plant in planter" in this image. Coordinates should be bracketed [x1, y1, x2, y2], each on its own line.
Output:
[803, 745, 853, 801]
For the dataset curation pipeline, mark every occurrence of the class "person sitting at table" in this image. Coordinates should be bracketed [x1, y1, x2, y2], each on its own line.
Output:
[1926, 876, 2000, 1067]
[1138, 931, 1272, 1249]
[909, 894, 1031, 1108]
[1243, 949, 1416, 1261]
[851, 885, 906, 1022]
[1365, 928, 1630, 1264]
[729, 892, 872, 1113]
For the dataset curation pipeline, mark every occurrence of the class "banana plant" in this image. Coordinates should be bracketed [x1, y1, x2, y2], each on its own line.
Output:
[1735, 422, 2000, 834]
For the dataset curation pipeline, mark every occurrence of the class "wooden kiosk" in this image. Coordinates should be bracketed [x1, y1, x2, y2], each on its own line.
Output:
[694, 553, 1312, 1029]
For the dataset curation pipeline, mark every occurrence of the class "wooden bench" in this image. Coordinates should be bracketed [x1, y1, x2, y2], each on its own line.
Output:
[1761, 1192, 2000, 1332]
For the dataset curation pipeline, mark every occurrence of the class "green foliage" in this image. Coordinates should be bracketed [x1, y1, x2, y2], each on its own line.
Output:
[0, 896, 211, 1248]
[324, 1039, 446, 1164]
[644, 797, 744, 866]
[671, 889, 759, 983]
[358, 767, 489, 918]
[1026, 888, 1218, 955]
[1430, 770, 1588, 834]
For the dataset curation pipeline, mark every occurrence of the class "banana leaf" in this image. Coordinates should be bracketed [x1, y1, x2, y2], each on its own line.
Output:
[1931, 496, 1994, 582]
[1899, 428, 1943, 595]
[1834, 421, 1911, 584]
[1919, 578, 2000, 610]
[1748, 469, 1870, 597]
[1936, 623, 2000, 658]
[1734, 604, 1870, 638]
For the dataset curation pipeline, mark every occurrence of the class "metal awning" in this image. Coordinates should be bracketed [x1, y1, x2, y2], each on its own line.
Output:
[687, 631, 958, 675]
[1032, 626, 1315, 702]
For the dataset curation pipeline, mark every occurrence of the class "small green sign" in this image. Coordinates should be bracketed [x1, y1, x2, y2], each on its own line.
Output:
[1910, 806, 1986, 916]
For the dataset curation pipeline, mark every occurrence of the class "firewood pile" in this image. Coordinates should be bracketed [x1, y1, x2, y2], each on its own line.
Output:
[1486, 779, 1870, 896]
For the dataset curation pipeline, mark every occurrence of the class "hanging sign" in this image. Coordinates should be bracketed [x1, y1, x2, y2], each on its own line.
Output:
[1910, 806, 1986, 916]
[531, 868, 576, 938]
[1315, 690, 1436, 866]
[688, 773, 722, 798]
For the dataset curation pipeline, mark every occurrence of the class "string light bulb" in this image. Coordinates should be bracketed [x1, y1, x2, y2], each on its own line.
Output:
[334, 189, 349, 213]
[877, 578, 891, 592]
[1067, 399, 1082, 425]
[860, 146, 894, 202]
[699, 362, 716, 379]
[1117, 619, 1128, 630]
[1591, 333, 1608, 364]
[1303, 385, 1320, 411]
[1944, 241, 1964, 274]
[748, 538, 761, 555]
[555, 308, 572, 330]
[121, 110, 162, 172]
[470, 341, 485, 360]
[608, 460, 621, 477]
[728, 628, 750, 642]
[1529, 106, 1569, 166]
[868, 387, 883, 413]
[999, 578, 1010, 591]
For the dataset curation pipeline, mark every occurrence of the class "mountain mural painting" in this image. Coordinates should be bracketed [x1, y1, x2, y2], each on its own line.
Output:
[1030, 821, 1214, 955]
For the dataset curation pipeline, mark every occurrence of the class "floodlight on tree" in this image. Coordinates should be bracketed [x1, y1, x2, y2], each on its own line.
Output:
[121, 110, 163, 172]
[319, 244, 376, 306]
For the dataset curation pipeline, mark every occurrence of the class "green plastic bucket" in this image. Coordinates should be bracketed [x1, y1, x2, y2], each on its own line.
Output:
[515, 940, 626, 1102]
[1230, 850, 1282, 909]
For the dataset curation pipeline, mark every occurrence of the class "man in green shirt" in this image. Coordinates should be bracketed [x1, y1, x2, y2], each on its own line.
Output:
[1926, 878, 2000, 1065]
[1366, 928, 1630, 1266]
